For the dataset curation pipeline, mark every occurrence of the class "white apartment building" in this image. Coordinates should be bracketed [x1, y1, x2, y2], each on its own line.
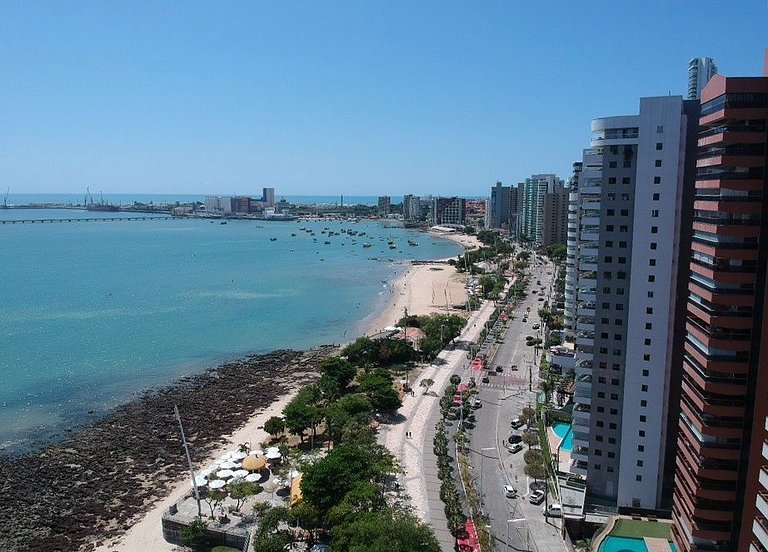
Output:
[567, 96, 699, 509]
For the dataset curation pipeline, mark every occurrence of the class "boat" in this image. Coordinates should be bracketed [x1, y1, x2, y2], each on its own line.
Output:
[408, 240, 419, 246]
[363, 243, 373, 248]
[389, 244, 397, 249]
[324, 241, 331, 245]
[291, 233, 297, 237]
[220, 221, 227, 225]
[270, 237, 277, 241]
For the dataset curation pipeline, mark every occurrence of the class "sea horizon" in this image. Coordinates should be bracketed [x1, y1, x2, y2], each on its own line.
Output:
[1, 209, 463, 455]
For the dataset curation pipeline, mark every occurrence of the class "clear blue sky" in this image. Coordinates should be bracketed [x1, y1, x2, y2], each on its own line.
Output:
[1, 1, 765, 198]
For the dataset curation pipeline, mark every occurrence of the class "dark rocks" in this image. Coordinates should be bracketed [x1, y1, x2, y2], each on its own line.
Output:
[0, 347, 335, 552]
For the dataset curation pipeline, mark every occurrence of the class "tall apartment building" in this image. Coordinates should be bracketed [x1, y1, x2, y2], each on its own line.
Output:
[377, 196, 391, 217]
[671, 74, 768, 552]
[567, 96, 699, 509]
[489, 181, 511, 229]
[688, 57, 718, 100]
[520, 174, 566, 245]
[262, 187, 275, 207]
[403, 194, 421, 221]
[542, 185, 570, 246]
[564, 162, 583, 337]
[432, 196, 466, 226]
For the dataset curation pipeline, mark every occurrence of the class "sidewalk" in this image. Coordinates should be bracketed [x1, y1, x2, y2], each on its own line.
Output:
[378, 298, 499, 551]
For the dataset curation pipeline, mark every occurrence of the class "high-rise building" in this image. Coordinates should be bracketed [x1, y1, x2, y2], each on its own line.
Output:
[671, 73, 768, 552]
[489, 181, 511, 229]
[432, 196, 466, 226]
[542, 185, 569, 247]
[688, 57, 718, 100]
[403, 194, 421, 221]
[377, 196, 391, 217]
[262, 187, 275, 207]
[567, 96, 700, 509]
[520, 174, 565, 244]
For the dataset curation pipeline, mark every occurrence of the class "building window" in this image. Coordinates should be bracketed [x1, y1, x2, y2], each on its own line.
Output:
[620, 225, 628, 232]
[656, 142, 663, 150]
[610, 423, 617, 429]
[650, 242, 657, 250]
[651, 209, 659, 218]
[603, 271, 612, 279]
[610, 394, 618, 401]
[616, 288, 624, 295]
[642, 369, 649, 376]
[610, 408, 618, 414]
[640, 400, 647, 407]
[601, 317, 609, 324]
[609, 161, 617, 168]
[653, 176, 661, 184]
[639, 429, 645, 436]
[603, 287, 611, 294]
[623, 160, 632, 168]
[641, 384, 648, 392]
[602, 302, 610, 309]
[640, 415, 647, 422]
[652, 193, 660, 200]
[598, 391, 606, 398]
[605, 240, 613, 247]
[600, 347, 608, 354]
[608, 193, 616, 200]
[649, 259, 656, 266]
[606, 224, 614, 231]
[619, 241, 627, 248]
[608, 177, 616, 184]
[611, 376, 619, 383]
[597, 406, 605, 413]
[651, 226, 658, 233]
[616, 304, 624, 311]
[645, 323, 652, 330]
[607, 466, 615, 473]
[621, 193, 630, 200]
[657, 125, 663, 133]
[618, 256, 627, 264]
[636, 475, 643, 482]
[597, 420, 604, 427]
[614, 334, 622, 341]
[613, 349, 621, 355]
[638, 445, 645, 452]
[594, 464, 602, 470]
[654, 160, 662, 167]
[615, 319, 623, 326]
[601, 332, 609, 339]
[598, 375, 606, 382]
[607, 452, 615, 459]
[596, 435, 604, 441]
[644, 338, 652, 345]
[643, 354, 650, 361]
[608, 437, 616, 444]
[648, 275, 655, 282]
[646, 307, 653, 314]
[622, 177, 631, 185]
[647, 291, 654, 298]
[607, 209, 615, 216]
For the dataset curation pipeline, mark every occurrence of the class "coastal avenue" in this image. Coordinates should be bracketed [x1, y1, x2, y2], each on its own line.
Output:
[464, 255, 565, 551]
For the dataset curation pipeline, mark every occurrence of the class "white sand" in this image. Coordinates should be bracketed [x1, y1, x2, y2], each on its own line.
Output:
[95, 390, 300, 552]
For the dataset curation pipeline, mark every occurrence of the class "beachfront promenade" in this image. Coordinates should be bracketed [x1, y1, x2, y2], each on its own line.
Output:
[378, 298, 499, 551]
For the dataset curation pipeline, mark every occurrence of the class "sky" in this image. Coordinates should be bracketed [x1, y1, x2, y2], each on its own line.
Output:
[1, 2, 766, 198]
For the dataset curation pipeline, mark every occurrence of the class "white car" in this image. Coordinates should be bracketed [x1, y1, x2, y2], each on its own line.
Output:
[504, 485, 518, 498]
[529, 489, 545, 505]
[544, 503, 563, 517]
[532, 323, 540, 329]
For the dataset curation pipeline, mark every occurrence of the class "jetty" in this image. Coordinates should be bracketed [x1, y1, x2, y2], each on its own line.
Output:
[1, 216, 175, 224]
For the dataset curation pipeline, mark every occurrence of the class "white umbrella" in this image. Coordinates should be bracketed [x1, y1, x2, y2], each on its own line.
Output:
[209, 479, 226, 489]
[244, 473, 262, 483]
[231, 451, 247, 460]
[194, 475, 208, 487]
[219, 461, 237, 470]
[217, 469, 235, 479]
[251, 449, 264, 456]
[199, 467, 216, 477]
[232, 469, 249, 479]
[265, 450, 281, 460]
[230, 462, 242, 469]
[289, 469, 300, 479]
[218, 453, 232, 462]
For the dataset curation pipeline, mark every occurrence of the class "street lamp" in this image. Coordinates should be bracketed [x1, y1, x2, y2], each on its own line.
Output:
[479, 446, 496, 500]
[506, 518, 528, 552]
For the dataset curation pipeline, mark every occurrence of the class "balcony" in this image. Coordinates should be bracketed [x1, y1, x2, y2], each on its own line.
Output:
[761, 466, 768, 491]
[571, 459, 588, 477]
[758, 491, 768, 519]
[754, 516, 768, 552]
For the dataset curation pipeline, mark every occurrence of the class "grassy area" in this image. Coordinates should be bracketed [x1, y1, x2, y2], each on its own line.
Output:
[610, 519, 673, 539]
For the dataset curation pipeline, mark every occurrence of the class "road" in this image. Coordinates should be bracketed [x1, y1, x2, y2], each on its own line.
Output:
[460, 255, 566, 551]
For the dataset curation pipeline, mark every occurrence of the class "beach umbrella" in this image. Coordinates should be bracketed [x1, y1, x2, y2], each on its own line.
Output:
[250, 449, 264, 456]
[230, 462, 242, 469]
[194, 475, 208, 487]
[219, 461, 237, 470]
[265, 450, 282, 460]
[231, 451, 247, 460]
[218, 453, 232, 462]
[199, 467, 216, 477]
[242, 456, 266, 471]
[216, 469, 235, 479]
[244, 473, 262, 483]
[209, 479, 226, 489]
[232, 469, 249, 479]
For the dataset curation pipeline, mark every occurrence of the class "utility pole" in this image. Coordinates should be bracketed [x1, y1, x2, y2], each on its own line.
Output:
[174, 405, 202, 518]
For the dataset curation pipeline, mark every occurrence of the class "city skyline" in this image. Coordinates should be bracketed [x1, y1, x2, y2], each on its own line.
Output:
[1, 2, 765, 196]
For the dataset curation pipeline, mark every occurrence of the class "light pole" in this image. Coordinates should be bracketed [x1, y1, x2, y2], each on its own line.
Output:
[506, 518, 527, 552]
[479, 446, 495, 501]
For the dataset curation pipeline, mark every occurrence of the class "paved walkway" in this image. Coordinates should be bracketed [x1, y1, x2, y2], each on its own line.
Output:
[378, 298, 499, 551]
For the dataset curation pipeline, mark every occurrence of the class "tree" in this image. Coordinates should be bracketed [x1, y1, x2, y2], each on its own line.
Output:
[343, 337, 380, 367]
[524, 462, 547, 481]
[539, 379, 555, 403]
[180, 519, 209, 550]
[357, 369, 402, 414]
[519, 406, 537, 427]
[419, 378, 435, 395]
[449, 375, 461, 386]
[325, 395, 374, 442]
[319, 356, 358, 394]
[227, 479, 261, 512]
[203, 489, 227, 518]
[301, 444, 378, 513]
[522, 431, 540, 449]
[283, 386, 323, 443]
[524, 449, 544, 466]
[264, 416, 286, 439]
[330, 511, 441, 552]
[326, 481, 387, 526]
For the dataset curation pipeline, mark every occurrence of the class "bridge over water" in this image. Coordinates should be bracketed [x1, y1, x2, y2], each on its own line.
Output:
[0, 216, 176, 224]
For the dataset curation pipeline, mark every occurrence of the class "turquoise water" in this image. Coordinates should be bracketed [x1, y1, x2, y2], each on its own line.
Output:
[598, 536, 676, 552]
[0, 210, 462, 453]
[552, 422, 573, 452]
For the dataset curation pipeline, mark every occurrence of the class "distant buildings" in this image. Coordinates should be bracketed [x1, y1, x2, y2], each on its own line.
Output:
[377, 196, 391, 217]
[432, 196, 466, 226]
[203, 188, 288, 217]
[687, 57, 717, 100]
[519, 173, 567, 246]
[262, 187, 275, 207]
[565, 95, 700, 509]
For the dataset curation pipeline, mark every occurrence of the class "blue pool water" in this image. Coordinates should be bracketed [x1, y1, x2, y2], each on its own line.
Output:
[552, 422, 573, 452]
[598, 536, 677, 552]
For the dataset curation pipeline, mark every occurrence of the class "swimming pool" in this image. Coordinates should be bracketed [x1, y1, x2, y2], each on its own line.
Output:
[597, 536, 677, 552]
[552, 422, 573, 452]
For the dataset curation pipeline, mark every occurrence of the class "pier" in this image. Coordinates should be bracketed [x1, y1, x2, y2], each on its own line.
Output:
[1, 216, 176, 224]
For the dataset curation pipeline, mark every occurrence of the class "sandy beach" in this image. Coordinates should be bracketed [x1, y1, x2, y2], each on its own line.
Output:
[365, 230, 481, 333]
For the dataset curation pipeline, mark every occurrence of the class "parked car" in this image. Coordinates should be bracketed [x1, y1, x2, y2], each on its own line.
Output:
[481, 376, 490, 384]
[529, 490, 546, 505]
[473, 398, 482, 408]
[538, 297, 544, 301]
[508, 434, 522, 444]
[510, 418, 525, 429]
[504, 484, 518, 498]
[532, 323, 540, 329]
[509, 443, 523, 454]
[510, 364, 519, 371]
[495, 365, 504, 373]
[544, 503, 563, 517]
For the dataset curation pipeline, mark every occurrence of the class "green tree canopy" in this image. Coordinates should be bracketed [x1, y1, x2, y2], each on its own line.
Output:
[326, 481, 386, 527]
[320, 357, 358, 391]
[357, 369, 402, 414]
[263, 416, 286, 438]
[329, 511, 441, 552]
[283, 385, 323, 443]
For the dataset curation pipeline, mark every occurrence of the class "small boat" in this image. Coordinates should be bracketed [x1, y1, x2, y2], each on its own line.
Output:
[324, 241, 331, 245]
[220, 221, 227, 225]
[389, 245, 397, 249]
[363, 243, 373, 248]
[408, 240, 418, 246]
[270, 237, 277, 241]
[291, 233, 297, 237]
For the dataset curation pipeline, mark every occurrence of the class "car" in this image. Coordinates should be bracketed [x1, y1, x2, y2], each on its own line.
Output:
[532, 323, 540, 329]
[509, 443, 523, 454]
[504, 484, 518, 498]
[481, 376, 490, 384]
[529, 490, 546, 505]
[510, 364, 519, 371]
[510, 418, 525, 429]
[473, 398, 482, 408]
[538, 297, 544, 301]
[495, 365, 503, 373]
[525, 335, 534, 341]
[544, 503, 563, 517]
[508, 434, 522, 444]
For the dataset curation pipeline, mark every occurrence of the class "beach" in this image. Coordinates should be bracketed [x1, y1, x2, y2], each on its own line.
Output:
[365, 230, 481, 333]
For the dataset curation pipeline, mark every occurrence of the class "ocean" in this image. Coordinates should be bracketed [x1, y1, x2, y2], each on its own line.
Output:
[0, 208, 461, 454]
